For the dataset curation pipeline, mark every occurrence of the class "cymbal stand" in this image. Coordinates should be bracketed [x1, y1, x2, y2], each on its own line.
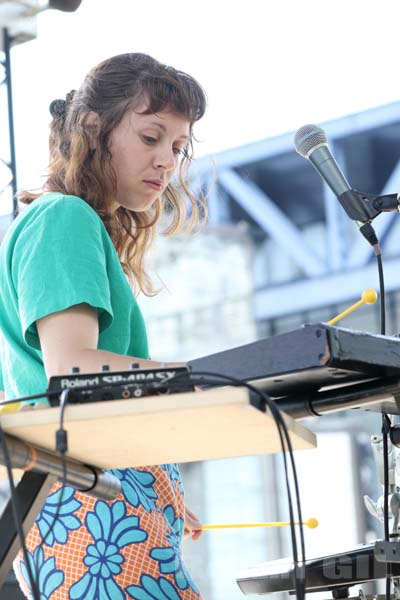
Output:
[363, 428, 400, 600]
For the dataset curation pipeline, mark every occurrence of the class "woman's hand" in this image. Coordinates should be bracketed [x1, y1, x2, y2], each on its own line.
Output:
[184, 506, 203, 541]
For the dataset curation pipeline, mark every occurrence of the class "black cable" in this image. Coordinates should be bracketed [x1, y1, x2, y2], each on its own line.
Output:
[0, 428, 40, 600]
[374, 243, 391, 600]
[34, 458, 67, 556]
[0, 371, 195, 408]
[382, 411, 391, 599]
[382, 413, 391, 600]
[0, 376, 193, 407]
[35, 390, 69, 558]
[0, 387, 74, 579]
[188, 374, 307, 560]
[375, 250, 386, 337]
[0, 388, 61, 597]
[0, 391, 68, 595]
[382, 415, 391, 543]
[0, 392, 54, 405]
[161, 370, 306, 600]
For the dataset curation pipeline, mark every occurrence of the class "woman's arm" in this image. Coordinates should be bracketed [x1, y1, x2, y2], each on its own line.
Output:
[37, 303, 203, 538]
[37, 303, 180, 378]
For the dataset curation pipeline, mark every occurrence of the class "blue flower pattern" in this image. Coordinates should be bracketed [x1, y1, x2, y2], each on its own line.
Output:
[17, 467, 201, 599]
[160, 464, 184, 495]
[127, 574, 182, 600]
[69, 499, 147, 600]
[37, 486, 82, 546]
[20, 546, 64, 599]
[111, 468, 158, 511]
[150, 505, 199, 594]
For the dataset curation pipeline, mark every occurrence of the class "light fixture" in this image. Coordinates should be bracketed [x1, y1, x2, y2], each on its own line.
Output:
[0, 0, 83, 49]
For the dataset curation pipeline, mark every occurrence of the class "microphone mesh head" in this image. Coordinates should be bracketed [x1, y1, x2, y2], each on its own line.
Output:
[294, 124, 328, 157]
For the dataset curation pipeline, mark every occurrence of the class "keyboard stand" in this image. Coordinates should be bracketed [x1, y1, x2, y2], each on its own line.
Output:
[0, 471, 56, 589]
[0, 386, 316, 593]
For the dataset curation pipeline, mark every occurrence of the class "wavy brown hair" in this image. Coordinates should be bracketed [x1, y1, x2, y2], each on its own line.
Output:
[19, 53, 207, 294]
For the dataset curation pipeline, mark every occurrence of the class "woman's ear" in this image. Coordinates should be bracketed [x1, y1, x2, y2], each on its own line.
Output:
[83, 111, 101, 150]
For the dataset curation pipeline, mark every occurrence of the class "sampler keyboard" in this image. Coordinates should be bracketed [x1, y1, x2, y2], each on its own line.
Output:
[189, 322, 400, 416]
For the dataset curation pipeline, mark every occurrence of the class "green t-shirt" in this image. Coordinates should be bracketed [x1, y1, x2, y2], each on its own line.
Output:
[0, 192, 149, 402]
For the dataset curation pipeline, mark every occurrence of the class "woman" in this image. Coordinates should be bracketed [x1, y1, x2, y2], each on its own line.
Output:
[0, 52, 207, 599]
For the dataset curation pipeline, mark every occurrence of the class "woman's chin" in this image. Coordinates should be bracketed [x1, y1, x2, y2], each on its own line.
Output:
[119, 195, 159, 212]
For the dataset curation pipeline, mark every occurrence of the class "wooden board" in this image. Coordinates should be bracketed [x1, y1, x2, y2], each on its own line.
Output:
[0, 387, 316, 479]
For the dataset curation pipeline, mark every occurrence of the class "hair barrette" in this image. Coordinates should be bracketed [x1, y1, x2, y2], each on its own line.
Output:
[49, 99, 66, 119]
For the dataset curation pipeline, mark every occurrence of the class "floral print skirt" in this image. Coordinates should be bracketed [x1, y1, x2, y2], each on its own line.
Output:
[13, 464, 202, 600]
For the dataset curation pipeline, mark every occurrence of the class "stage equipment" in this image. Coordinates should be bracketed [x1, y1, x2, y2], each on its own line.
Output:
[46, 365, 194, 405]
[236, 543, 400, 596]
[0, 431, 121, 589]
[294, 124, 400, 247]
[0, 386, 315, 476]
[48, 0, 82, 11]
[0, 1, 83, 50]
[0, 379, 315, 593]
[0, 432, 121, 499]
[3, 322, 400, 596]
[191, 322, 400, 597]
[236, 429, 400, 595]
[189, 322, 400, 418]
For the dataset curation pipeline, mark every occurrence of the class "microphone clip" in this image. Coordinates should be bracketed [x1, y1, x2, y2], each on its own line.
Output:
[372, 193, 400, 213]
[338, 190, 400, 223]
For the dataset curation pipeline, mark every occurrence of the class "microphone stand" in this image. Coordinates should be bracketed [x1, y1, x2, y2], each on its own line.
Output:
[1, 433, 121, 500]
[338, 191, 400, 222]
[338, 190, 400, 246]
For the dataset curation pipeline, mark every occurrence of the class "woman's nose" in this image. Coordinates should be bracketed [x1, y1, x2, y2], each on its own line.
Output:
[155, 144, 176, 171]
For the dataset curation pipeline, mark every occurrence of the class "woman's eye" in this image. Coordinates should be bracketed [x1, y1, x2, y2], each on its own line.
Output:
[143, 135, 157, 144]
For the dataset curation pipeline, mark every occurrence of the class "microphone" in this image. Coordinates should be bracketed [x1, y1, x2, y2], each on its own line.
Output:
[294, 124, 380, 246]
[294, 124, 351, 198]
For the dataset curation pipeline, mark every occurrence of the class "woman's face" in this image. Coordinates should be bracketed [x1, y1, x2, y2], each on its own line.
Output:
[108, 107, 191, 212]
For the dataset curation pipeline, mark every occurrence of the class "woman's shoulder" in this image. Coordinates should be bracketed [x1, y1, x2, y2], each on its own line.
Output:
[2, 193, 107, 252]
[22, 192, 101, 222]
[12, 192, 107, 237]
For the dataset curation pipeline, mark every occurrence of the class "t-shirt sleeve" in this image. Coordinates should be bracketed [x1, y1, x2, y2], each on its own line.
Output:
[12, 196, 114, 350]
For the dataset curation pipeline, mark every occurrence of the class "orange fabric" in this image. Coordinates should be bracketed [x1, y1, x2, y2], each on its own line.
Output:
[13, 465, 202, 600]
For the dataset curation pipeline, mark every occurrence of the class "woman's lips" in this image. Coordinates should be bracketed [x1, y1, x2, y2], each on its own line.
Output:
[143, 180, 163, 191]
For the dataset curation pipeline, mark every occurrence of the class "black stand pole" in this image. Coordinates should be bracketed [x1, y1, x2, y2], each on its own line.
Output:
[0, 471, 56, 590]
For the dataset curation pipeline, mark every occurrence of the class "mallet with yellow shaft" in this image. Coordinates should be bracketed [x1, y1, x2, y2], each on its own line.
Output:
[201, 517, 318, 531]
[327, 289, 377, 326]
